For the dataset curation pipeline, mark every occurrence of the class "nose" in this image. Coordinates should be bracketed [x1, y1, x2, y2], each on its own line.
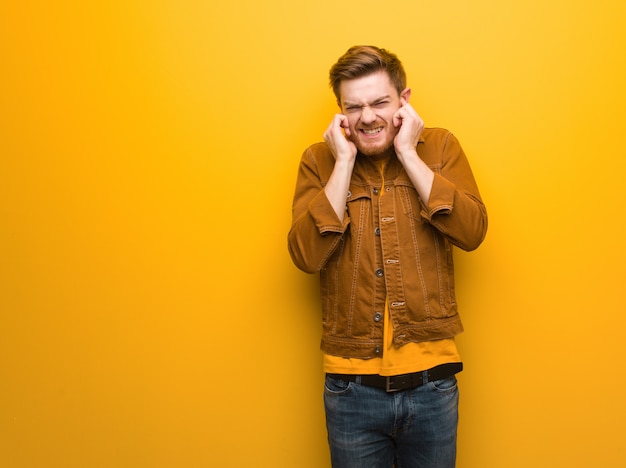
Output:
[360, 106, 376, 124]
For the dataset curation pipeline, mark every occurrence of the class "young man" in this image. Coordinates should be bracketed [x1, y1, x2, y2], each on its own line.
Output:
[288, 46, 487, 468]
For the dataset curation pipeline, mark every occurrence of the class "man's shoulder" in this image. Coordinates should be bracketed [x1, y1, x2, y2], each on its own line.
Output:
[301, 141, 335, 164]
[305, 141, 333, 155]
[422, 127, 453, 141]
[420, 127, 458, 155]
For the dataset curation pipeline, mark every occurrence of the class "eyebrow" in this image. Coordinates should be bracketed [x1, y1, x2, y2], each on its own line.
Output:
[342, 95, 392, 108]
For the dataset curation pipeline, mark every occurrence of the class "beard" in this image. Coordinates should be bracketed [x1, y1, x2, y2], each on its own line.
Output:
[350, 126, 398, 158]
[356, 140, 394, 157]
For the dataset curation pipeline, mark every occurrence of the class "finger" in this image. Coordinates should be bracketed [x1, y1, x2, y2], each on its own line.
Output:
[325, 114, 352, 142]
[393, 107, 404, 127]
[401, 101, 418, 117]
[396, 104, 422, 127]
[337, 114, 352, 137]
[327, 115, 344, 136]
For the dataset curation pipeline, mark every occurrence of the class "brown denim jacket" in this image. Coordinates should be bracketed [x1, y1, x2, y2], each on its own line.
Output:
[288, 128, 487, 359]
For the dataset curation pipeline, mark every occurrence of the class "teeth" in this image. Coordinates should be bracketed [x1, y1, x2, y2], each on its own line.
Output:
[362, 127, 383, 135]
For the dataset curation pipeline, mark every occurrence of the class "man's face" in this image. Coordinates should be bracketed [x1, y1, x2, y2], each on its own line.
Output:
[338, 71, 409, 158]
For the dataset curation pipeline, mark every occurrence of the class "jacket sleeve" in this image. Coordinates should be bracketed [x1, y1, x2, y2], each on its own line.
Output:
[288, 146, 350, 273]
[420, 132, 488, 251]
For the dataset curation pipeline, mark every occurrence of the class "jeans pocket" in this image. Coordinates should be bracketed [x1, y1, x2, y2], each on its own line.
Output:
[324, 375, 353, 395]
[430, 375, 458, 393]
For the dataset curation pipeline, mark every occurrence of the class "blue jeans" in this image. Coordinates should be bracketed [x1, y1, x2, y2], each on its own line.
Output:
[324, 374, 459, 468]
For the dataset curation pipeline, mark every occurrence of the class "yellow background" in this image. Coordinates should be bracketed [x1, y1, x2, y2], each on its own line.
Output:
[1, 1, 625, 467]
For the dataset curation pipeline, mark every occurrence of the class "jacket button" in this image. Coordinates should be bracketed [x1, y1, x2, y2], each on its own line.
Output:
[374, 346, 382, 355]
[373, 312, 382, 322]
[373, 188, 379, 195]
[374, 227, 380, 236]
[375, 268, 384, 278]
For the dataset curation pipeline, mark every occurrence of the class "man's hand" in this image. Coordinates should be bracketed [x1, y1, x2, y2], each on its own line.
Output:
[324, 114, 358, 162]
[393, 100, 424, 162]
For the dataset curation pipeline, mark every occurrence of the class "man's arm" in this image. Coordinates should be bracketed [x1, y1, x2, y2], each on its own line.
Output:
[392, 99, 434, 207]
[322, 113, 357, 221]
[287, 115, 357, 273]
[393, 101, 487, 251]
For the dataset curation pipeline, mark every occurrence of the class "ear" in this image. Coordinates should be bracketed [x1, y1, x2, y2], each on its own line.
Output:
[400, 87, 412, 103]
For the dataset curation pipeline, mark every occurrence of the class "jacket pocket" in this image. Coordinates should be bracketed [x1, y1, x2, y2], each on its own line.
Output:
[397, 182, 422, 220]
[345, 186, 371, 235]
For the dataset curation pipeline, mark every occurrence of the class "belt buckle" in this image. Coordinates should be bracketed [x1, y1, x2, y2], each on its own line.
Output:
[385, 376, 399, 393]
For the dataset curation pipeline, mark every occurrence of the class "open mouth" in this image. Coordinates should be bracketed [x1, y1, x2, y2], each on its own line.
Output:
[360, 127, 384, 136]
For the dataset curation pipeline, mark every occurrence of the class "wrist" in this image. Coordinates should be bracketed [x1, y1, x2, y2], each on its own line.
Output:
[334, 151, 357, 165]
[396, 147, 419, 163]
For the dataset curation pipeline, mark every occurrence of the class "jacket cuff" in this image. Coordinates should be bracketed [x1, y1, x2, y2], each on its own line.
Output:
[309, 190, 350, 234]
[420, 173, 455, 220]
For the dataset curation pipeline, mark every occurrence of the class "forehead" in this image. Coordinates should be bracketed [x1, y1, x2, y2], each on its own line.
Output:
[339, 71, 398, 104]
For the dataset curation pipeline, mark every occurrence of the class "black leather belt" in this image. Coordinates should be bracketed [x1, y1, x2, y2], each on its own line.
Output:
[327, 362, 463, 393]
